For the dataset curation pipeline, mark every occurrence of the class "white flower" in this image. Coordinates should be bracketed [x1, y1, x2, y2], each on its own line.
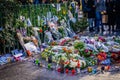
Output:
[69, 60, 77, 68]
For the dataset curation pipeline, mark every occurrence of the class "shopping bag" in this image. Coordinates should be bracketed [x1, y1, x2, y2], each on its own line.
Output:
[29, 0, 33, 3]
[102, 15, 108, 23]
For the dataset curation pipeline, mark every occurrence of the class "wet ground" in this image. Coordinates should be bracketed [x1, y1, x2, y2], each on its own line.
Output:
[0, 54, 120, 80]
[79, 30, 120, 37]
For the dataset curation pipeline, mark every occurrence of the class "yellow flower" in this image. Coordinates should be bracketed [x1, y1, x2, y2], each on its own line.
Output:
[45, 49, 48, 52]
[92, 61, 95, 65]
[63, 10, 66, 15]
[69, 6, 72, 10]
[67, 49, 72, 53]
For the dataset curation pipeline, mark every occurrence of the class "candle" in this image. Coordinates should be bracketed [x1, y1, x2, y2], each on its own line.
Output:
[26, 50, 31, 56]
[35, 59, 39, 65]
[7, 57, 11, 63]
[57, 68, 61, 72]
[88, 67, 92, 72]
[77, 61, 80, 68]
[72, 69, 76, 75]
[101, 66, 105, 73]
[92, 69, 97, 74]
[65, 69, 69, 74]
[77, 68, 80, 74]
[48, 63, 51, 69]
[105, 66, 110, 71]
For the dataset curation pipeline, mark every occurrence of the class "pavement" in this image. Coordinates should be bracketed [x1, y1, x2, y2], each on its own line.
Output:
[0, 55, 120, 80]
[78, 30, 120, 37]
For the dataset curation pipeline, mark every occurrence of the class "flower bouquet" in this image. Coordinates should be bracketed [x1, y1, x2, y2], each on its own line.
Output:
[58, 27, 66, 38]
[73, 40, 85, 56]
[74, 40, 85, 49]
[84, 49, 93, 57]
[85, 57, 97, 66]
[97, 52, 107, 63]
[59, 37, 71, 46]
[49, 41, 58, 46]
[41, 47, 54, 59]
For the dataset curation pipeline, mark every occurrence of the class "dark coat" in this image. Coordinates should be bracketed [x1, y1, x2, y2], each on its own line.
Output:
[75, 0, 80, 6]
[82, 0, 89, 12]
[106, 0, 116, 25]
[87, 0, 95, 18]
[115, 0, 120, 15]
[95, 0, 106, 12]
[115, 0, 120, 29]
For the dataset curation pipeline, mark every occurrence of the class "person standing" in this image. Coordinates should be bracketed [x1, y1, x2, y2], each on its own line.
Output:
[42, 0, 49, 4]
[75, 0, 80, 6]
[82, 0, 89, 17]
[87, 0, 95, 32]
[106, 0, 116, 33]
[39, 0, 42, 3]
[115, 0, 120, 32]
[33, 0, 40, 4]
[95, 0, 106, 33]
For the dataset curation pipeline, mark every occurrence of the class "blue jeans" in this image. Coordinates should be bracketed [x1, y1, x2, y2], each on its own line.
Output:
[88, 18, 94, 28]
[34, 0, 39, 4]
[95, 11, 102, 31]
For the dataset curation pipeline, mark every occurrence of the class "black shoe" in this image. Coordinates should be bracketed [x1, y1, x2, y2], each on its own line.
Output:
[89, 27, 93, 32]
[101, 29, 105, 32]
[94, 30, 99, 34]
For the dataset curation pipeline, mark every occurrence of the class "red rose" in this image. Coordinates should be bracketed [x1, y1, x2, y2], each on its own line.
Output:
[85, 49, 89, 53]
[97, 52, 107, 61]
[39, 29, 43, 33]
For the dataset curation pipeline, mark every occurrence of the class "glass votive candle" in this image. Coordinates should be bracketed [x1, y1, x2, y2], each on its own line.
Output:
[88, 67, 92, 72]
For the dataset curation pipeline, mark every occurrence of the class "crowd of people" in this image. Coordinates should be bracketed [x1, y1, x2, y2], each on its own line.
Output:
[76, 0, 120, 33]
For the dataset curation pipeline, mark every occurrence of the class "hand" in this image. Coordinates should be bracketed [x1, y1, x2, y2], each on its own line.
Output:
[101, 12, 104, 14]
[103, 11, 106, 13]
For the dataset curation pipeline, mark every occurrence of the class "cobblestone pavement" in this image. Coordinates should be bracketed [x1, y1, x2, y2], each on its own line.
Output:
[0, 57, 120, 80]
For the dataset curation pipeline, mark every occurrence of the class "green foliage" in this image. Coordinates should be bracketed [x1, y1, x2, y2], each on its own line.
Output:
[0, 2, 68, 54]
[81, 62, 87, 70]
[114, 37, 120, 44]
[74, 41, 86, 57]
[58, 27, 65, 37]
[0, 27, 17, 54]
[0, 0, 20, 27]
[85, 58, 97, 66]
[0, 0, 20, 54]
[19, 3, 67, 27]
[41, 47, 54, 59]
[0, 28, 16, 44]
[74, 41, 85, 49]
[14, 19, 26, 28]
[72, 18, 89, 33]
